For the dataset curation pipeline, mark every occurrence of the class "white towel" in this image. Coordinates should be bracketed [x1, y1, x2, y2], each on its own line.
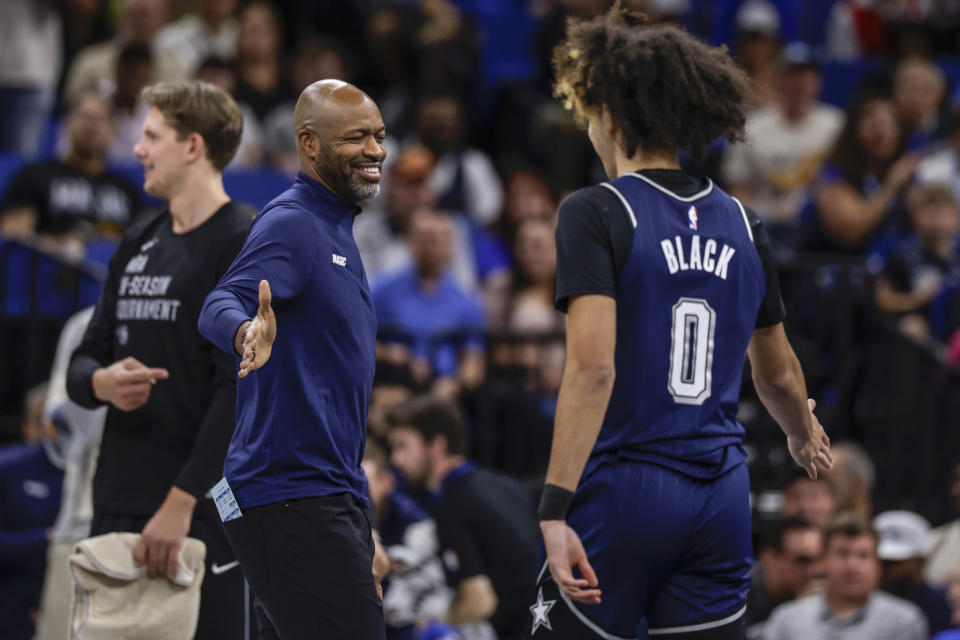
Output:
[68, 532, 206, 639]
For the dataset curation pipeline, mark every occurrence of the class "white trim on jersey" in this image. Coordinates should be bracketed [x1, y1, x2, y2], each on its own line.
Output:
[731, 197, 755, 243]
[535, 560, 634, 640]
[629, 172, 714, 202]
[599, 182, 638, 229]
[647, 604, 747, 635]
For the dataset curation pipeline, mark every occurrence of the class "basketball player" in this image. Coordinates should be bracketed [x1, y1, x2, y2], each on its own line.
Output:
[66, 81, 253, 638]
[529, 6, 833, 640]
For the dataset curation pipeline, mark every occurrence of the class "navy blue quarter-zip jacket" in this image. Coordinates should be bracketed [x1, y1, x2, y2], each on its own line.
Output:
[199, 172, 377, 509]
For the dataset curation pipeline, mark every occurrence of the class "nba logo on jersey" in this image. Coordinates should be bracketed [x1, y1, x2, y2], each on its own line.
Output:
[688, 206, 698, 230]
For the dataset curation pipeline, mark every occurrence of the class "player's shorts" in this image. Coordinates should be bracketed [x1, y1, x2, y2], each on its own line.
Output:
[526, 460, 752, 640]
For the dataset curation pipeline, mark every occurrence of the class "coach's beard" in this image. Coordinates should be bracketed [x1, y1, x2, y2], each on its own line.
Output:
[347, 172, 380, 202]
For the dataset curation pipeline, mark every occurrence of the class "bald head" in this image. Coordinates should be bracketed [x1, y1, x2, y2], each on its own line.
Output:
[294, 80, 387, 204]
[293, 80, 374, 135]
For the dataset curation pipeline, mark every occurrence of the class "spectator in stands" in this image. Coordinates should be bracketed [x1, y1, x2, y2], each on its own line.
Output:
[368, 362, 418, 442]
[763, 513, 928, 640]
[0, 93, 142, 246]
[32, 307, 107, 640]
[735, 0, 782, 110]
[875, 510, 953, 635]
[495, 169, 557, 247]
[356, 145, 439, 283]
[19, 384, 50, 444]
[0, 0, 61, 157]
[107, 42, 154, 165]
[386, 395, 539, 640]
[807, 93, 919, 253]
[64, 0, 177, 108]
[263, 38, 349, 174]
[194, 56, 263, 168]
[373, 208, 486, 397]
[0, 401, 65, 640]
[357, 145, 509, 293]
[234, 1, 292, 125]
[415, 94, 504, 226]
[493, 219, 565, 394]
[746, 518, 823, 636]
[934, 571, 960, 639]
[918, 107, 960, 203]
[721, 42, 844, 228]
[782, 468, 837, 528]
[875, 183, 960, 341]
[927, 459, 960, 587]
[154, 0, 238, 81]
[894, 57, 948, 152]
[825, 441, 876, 522]
[362, 438, 452, 639]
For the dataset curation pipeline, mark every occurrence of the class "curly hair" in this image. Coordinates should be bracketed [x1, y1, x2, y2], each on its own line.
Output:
[553, 2, 752, 159]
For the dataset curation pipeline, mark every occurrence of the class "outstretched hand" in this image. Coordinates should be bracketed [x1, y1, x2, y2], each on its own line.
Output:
[541, 520, 601, 605]
[238, 280, 276, 378]
[787, 399, 833, 480]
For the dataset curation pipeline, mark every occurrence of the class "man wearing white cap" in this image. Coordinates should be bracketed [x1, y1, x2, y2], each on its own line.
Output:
[875, 510, 953, 635]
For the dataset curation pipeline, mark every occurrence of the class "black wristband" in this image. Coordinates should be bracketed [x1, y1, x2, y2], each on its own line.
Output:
[538, 483, 574, 521]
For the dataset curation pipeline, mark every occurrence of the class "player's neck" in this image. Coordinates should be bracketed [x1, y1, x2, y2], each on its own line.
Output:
[168, 172, 230, 234]
[615, 149, 680, 178]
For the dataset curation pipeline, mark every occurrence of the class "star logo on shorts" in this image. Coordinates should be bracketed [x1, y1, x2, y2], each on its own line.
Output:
[529, 587, 556, 635]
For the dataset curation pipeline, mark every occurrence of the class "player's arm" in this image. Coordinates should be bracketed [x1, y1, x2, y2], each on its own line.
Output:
[544, 295, 616, 492]
[449, 575, 498, 625]
[198, 207, 318, 373]
[745, 207, 833, 479]
[538, 187, 629, 605]
[67, 242, 169, 411]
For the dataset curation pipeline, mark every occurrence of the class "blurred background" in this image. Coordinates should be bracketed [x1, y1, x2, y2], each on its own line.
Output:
[2, 0, 960, 638]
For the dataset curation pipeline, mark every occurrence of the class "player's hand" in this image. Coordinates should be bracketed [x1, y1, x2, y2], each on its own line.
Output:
[134, 487, 196, 580]
[787, 399, 833, 480]
[541, 520, 601, 604]
[92, 356, 169, 412]
[372, 533, 389, 600]
[238, 280, 276, 378]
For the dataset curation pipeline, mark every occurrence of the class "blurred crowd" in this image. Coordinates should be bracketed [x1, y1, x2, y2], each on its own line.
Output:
[2, 0, 960, 639]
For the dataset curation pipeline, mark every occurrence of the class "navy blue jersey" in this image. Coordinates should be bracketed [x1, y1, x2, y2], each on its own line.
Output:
[555, 170, 784, 480]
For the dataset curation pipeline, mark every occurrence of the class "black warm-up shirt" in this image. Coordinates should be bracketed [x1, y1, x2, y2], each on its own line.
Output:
[434, 464, 540, 638]
[66, 202, 253, 516]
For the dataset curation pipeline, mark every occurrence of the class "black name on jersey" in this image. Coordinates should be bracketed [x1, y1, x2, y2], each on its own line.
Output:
[660, 235, 736, 280]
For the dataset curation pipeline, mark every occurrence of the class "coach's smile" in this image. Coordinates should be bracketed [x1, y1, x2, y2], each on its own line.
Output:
[354, 163, 382, 182]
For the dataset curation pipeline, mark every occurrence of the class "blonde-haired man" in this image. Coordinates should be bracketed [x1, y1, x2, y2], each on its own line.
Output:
[67, 81, 255, 638]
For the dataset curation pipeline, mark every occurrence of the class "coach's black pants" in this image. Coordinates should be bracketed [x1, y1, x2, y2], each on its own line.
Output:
[223, 493, 386, 640]
[91, 505, 254, 640]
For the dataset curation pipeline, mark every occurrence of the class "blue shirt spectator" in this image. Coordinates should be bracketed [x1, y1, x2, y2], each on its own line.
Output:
[373, 208, 486, 389]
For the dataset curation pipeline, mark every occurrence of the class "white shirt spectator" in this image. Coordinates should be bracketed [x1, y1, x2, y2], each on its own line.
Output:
[927, 520, 960, 587]
[763, 592, 927, 640]
[723, 103, 843, 224]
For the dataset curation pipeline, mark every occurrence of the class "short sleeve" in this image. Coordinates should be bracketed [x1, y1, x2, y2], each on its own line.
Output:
[554, 186, 633, 312]
[436, 512, 485, 586]
[746, 207, 787, 328]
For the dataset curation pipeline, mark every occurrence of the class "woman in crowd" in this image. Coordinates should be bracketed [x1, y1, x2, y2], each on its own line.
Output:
[806, 92, 919, 254]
